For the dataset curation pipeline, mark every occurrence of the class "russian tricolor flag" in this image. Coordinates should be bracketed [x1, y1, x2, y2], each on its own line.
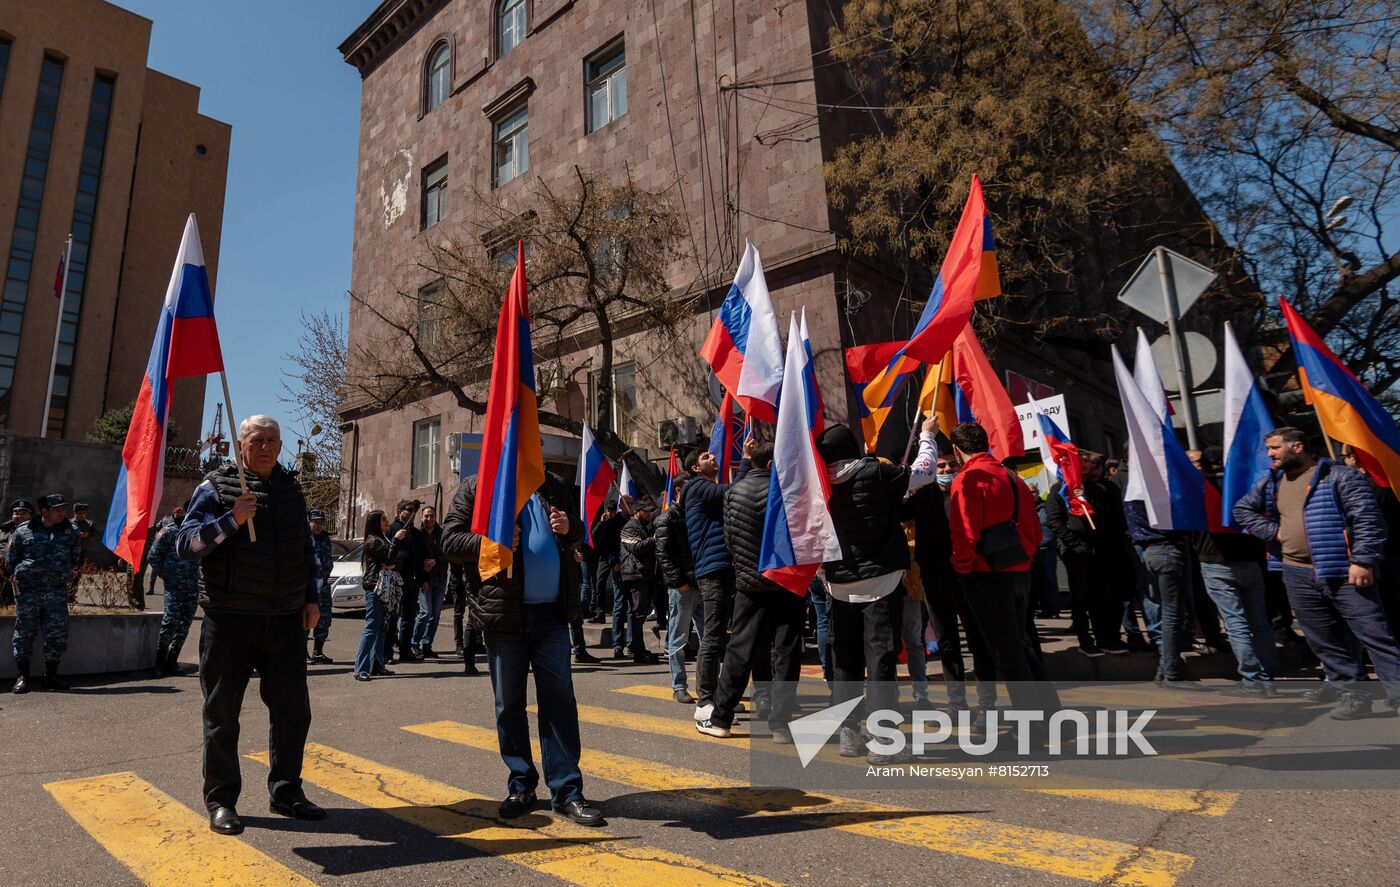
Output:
[861, 175, 999, 418]
[1112, 344, 1205, 530]
[1028, 394, 1092, 518]
[103, 214, 226, 566]
[1282, 297, 1400, 492]
[471, 241, 545, 579]
[577, 422, 615, 545]
[759, 309, 842, 594]
[1133, 328, 1173, 420]
[700, 241, 784, 422]
[1221, 321, 1274, 528]
[618, 459, 641, 501]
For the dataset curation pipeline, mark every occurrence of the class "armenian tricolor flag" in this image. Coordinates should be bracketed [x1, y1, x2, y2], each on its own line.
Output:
[861, 175, 999, 419]
[843, 341, 904, 451]
[708, 390, 745, 480]
[471, 241, 545, 579]
[949, 324, 1024, 459]
[1282, 297, 1400, 492]
[662, 447, 679, 511]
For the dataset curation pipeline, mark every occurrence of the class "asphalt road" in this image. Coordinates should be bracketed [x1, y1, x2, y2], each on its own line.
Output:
[2, 609, 1398, 887]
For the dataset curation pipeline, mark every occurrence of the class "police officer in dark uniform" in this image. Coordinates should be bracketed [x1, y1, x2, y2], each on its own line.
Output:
[150, 511, 201, 677]
[0, 499, 34, 607]
[8, 493, 81, 693]
[177, 415, 325, 836]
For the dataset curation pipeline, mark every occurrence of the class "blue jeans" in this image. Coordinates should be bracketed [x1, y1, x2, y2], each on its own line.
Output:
[902, 596, 929, 700]
[354, 584, 386, 676]
[1282, 565, 1400, 702]
[1199, 561, 1277, 683]
[666, 586, 704, 690]
[485, 605, 585, 804]
[612, 579, 634, 652]
[413, 574, 447, 648]
[1125, 545, 1161, 643]
[1140, 542, 1190, 680]
[808, 577, 830, 680]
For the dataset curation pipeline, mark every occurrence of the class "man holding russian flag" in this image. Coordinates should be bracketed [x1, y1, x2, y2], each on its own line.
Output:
[439, 243, 605, 827]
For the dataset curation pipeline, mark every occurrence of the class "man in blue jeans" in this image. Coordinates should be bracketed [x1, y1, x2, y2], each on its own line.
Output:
[1188, 450, 1278, 695]
[1124, 499, 1200, 688]
[440, 473, 604, 826]
[1234, 426, 1400, 718]
[655, 476, 703, 702]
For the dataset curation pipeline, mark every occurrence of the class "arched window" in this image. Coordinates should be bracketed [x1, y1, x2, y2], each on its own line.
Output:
[498, 0, 526, 57]
[425, 42, 450, 112]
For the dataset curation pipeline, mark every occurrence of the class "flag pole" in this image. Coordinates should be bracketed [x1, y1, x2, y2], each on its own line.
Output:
[218, 369, 257, 542]
[41, 234, 74, 438]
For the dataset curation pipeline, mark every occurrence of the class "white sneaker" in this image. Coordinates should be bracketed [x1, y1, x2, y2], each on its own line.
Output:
[696, 718, 731, 738]
[693, 704, 714, 722]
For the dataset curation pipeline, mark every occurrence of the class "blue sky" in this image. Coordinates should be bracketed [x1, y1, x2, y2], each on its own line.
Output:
[115, 0, 374, 448]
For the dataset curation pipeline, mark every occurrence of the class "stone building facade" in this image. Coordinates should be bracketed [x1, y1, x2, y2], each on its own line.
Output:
[336, 0, 1163, 530]
[0, 0, 229, 443]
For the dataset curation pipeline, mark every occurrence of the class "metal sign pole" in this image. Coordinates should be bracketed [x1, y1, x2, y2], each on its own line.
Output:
[1154, 246, 1202, 451]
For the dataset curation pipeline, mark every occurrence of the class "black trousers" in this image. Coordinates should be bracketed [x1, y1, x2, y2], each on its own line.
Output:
[622, 580, 654, 654]
[1062, 550, 1123, 648]
[960, 572, 1060, 715]
[829, 585, 904, 725]
[712, 588, 807, 728]
[199, 611, 311, 811]
[695, 570, 736, 706]
[921, 561, 998, 708]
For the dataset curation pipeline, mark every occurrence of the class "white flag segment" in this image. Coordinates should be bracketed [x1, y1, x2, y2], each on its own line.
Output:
[732, 242, 785, 418]
[759, 310, 842, 594]
[1133, 328, 1171, 422]
[1113, 345, 1174, 527]
[1221, 322, 1273, 528]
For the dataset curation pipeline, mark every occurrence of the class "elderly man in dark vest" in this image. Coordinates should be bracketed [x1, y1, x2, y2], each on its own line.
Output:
[177, 414, 325, 836]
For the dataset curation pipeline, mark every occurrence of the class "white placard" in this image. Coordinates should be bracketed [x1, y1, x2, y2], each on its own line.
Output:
[1015, 395, 1067, 452]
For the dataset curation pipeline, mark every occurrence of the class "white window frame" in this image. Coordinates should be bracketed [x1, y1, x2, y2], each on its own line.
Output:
[585, 41, 626, 133]
[498, 0, 526, 57]
[493, 105, 528, 187]
[412, 416, 442, 488]
[426, 43, 450, 112]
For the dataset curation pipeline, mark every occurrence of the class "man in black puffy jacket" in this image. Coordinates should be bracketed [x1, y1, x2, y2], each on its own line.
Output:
[655, 478, 702, 702]
[696, 443, 806, 740]
[617, 502, 660, 664]
[682, 439, 753, 721]
[816, 420, 938, 761]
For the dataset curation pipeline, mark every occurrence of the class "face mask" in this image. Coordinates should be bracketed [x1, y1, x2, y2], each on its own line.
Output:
[935, 474, 953, 490]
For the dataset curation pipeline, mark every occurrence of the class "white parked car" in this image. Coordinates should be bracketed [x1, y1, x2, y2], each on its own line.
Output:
[329, 541, 366, 611]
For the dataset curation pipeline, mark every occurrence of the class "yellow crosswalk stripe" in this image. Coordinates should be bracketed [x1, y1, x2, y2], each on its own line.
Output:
[591, 693, 1237, 816]
[407, 720, 1194, 887]
[44, 771, 318, 887]
[247, 744, 782, 887]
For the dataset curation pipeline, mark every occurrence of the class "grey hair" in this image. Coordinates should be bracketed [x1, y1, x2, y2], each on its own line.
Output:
[238, 415, 281, 439]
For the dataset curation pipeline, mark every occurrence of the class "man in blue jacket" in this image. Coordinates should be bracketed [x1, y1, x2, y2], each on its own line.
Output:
[682, 439, 753, 722]
[1234, 427, 1400, 718]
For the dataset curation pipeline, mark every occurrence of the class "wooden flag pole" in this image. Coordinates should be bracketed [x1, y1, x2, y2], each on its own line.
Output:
[219, 370, 256, 542]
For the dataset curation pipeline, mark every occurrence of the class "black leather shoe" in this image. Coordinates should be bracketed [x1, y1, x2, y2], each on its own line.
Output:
[209, 806, 243, 835]
[499, 790, 537, 819]
[12, 672, 30, 694]
[270, 796, 327, 820]
[353, 673, 372, 682]
[673, 688, 695, 704]
[553, 798, 605, 827]
[631, 650, 659, 664]
[574, 650, 600, 664]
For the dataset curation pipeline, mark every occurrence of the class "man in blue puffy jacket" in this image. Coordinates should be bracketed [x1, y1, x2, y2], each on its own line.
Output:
[682, 439, 752, 721]
[1234, 426, 1400, 718]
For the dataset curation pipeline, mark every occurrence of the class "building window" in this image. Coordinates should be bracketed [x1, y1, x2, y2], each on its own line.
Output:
[0, 39, 11, 100]
[425, 42, 451, 112]
[586, 41, 626, 133]
[498, 0, 526, 57]
[46, 73, 116, 438]
[492, 105, 528, 187]
[422, 155, 447, 228]
[412, 416, 441, 488]
[0, 56, 64, 428]
[417, 282, 443, 347]
[589, 362, 640, 447]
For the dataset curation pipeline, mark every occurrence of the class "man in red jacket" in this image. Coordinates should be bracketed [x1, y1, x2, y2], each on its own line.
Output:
[947, 423, 1060, 742]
